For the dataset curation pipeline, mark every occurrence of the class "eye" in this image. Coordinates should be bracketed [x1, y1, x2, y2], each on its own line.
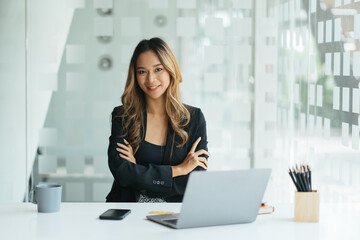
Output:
[155, 68, 163, 72]
[138, 70, 146, 75]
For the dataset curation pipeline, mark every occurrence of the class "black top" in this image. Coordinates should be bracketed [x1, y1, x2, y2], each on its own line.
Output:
[135, 141, 165, 166]
[106, 104, 208, 202]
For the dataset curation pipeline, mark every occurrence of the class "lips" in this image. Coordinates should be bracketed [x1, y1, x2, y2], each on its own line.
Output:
[147, 85, 160, 91]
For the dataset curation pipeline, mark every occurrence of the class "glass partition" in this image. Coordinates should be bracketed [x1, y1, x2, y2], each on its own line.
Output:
[267, 0, 360, 202]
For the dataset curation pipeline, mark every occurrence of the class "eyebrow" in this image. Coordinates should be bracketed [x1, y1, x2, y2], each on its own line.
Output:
[136, 63, 163, 70]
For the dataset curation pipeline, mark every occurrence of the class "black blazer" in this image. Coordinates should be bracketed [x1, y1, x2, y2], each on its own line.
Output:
[106, 105, 208, 202]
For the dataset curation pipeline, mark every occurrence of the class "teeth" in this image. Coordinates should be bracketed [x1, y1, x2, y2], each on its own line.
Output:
[149, 86, 159, 89]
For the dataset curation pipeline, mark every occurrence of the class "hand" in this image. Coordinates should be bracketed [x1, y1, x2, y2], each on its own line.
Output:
[116, 139, 136, 164]
[172, 137, 210, 177]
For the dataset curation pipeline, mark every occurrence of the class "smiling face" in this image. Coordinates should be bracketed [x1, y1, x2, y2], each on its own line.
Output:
[136, 50, 171, 101]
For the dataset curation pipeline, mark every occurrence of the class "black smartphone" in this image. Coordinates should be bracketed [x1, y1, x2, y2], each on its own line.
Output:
[99, 209, 131, 220]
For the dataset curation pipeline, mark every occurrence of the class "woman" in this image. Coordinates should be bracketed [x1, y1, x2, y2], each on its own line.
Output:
[106, 37, 209, 203]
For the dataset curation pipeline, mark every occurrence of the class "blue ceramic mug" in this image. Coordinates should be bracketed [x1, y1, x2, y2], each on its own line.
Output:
[30, 184, 62, 213]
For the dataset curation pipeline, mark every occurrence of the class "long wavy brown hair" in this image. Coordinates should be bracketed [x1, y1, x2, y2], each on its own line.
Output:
[116, 37, 190, 154]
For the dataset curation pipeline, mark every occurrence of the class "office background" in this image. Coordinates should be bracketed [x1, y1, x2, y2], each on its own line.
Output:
[0, 0, 359, 204]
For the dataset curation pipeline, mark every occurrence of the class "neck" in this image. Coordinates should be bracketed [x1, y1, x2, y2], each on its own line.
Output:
[146, 95, 166, 115]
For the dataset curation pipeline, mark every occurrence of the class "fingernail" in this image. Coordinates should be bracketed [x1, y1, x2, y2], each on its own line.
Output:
[199, 137, 201, 140]
[124, 139, 128, 142]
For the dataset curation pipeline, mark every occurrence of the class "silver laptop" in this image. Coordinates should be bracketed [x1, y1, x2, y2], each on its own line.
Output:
[146, 169, 271, 229]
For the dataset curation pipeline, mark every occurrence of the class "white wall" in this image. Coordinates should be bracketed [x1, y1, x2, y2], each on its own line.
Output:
[0, 0, 26, 202]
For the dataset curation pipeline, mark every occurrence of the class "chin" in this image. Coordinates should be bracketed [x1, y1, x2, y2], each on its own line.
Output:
[146, 91, 166, 100]
[147, 94, 163, 100]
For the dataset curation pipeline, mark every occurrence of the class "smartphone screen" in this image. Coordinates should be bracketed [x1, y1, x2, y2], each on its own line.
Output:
[99, 209, 131, 220]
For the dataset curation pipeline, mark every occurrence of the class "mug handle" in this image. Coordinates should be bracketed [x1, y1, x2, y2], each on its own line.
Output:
[28, 188, 37, 204]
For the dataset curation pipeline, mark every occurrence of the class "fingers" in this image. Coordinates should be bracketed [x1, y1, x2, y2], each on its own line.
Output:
[116, 147, 130, 157]
[190, 137, 201, 153]
[119, 153, 136, 164]
[117, 140, 136, 164]
[117, 143, 131, 152]
[194, 149, 210, 157]
[197, 157, 208, 169]
[197, 161, 207, 170]
[119, 153, 130, 161]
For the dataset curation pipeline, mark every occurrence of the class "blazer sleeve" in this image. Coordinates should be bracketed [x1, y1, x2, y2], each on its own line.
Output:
[170, 108, 209, 196]
[107, 111, 173, 193]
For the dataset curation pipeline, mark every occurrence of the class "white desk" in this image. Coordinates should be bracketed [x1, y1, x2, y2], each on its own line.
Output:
[1, 202, 359, 240]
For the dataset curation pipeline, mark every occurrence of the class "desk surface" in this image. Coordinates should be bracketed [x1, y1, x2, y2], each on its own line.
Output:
[1, 202, 359, 240]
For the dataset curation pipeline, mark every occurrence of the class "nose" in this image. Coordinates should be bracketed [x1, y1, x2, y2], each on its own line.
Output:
[147, 71, 156, 83]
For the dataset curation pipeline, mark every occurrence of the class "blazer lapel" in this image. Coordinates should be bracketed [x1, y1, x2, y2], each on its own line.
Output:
[162, 121, 174, 165]
[140, 106, 147, 140]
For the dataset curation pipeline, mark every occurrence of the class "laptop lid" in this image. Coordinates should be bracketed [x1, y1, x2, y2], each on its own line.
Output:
[176, 169, 271, 229]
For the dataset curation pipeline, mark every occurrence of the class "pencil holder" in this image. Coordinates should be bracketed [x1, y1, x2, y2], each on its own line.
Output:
[294, 190, 319, 222]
